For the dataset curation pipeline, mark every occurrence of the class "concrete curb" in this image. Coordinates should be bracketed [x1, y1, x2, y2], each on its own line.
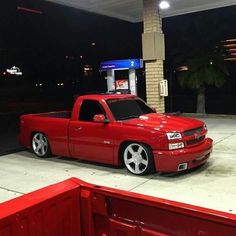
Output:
[0, 148, 26, 157]
[182, 113, 236, 119]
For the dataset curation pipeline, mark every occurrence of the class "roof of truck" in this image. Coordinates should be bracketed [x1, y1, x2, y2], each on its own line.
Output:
[78, 93, 137, 101]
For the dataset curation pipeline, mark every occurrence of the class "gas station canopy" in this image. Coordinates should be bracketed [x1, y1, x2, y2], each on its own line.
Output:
[46, 0, 236, 22]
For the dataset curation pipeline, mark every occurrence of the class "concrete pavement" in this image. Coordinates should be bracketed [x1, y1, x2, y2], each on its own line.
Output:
[0, 116, 236, 214]
[0, 113, 22, 155]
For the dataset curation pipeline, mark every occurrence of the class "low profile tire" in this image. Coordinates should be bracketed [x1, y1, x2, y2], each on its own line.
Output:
[32, 132, 51, 158]
[123, 143, 154, 175]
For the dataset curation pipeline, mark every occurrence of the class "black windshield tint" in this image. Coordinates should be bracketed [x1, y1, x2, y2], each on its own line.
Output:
[106, 98, 154, 120]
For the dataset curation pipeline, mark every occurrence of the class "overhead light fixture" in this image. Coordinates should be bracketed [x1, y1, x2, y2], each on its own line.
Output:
[159, 1, 170, 10]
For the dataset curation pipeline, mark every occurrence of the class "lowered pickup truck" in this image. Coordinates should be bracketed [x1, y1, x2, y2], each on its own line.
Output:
[18, 94, 213, 175]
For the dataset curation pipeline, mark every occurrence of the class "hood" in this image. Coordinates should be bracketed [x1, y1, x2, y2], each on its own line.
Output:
[122, 113, 204, 132]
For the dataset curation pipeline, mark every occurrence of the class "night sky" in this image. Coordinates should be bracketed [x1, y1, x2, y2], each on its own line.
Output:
[0, 1, 236, 113]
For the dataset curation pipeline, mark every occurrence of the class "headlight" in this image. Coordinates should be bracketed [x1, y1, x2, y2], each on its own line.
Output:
[166, 132, 182, 140]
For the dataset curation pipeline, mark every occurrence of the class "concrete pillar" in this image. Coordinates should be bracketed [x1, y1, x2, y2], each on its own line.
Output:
[129, 69, 137, 95]
[142, 0, 165, 113]
[106, 69, 115, 92]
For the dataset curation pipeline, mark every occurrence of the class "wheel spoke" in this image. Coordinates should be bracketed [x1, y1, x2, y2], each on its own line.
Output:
[39, 147, 43, 154]
[141, 159, 148, 166]
[33, 137, 39, 144]
[126, 158, 134, 164]
[42, 146, 46, 154]
[134, 163, 140, 173]
[137, 146, 143, 154]
[35, 145, 41, 153]
[39, 134, 43, 142]
[127, 146, 135, 155]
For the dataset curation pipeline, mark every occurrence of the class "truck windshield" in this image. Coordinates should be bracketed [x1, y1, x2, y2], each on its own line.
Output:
[106, 98, 154, 120]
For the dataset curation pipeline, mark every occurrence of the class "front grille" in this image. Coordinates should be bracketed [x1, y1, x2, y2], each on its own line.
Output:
[187, 135, 205, 145]
[184, 126, 203, 136]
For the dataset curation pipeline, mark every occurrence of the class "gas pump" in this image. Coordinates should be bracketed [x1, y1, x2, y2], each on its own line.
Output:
[100, 59, 143, 95]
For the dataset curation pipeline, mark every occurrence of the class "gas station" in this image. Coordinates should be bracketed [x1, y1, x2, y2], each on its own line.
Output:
[100, 58, 143, 95]
[46, 0, 236, 113]
[100, 58, 168, 97]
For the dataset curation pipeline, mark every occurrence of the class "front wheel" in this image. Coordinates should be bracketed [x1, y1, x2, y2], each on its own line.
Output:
[32, 132, 51, 158]
[123, 143, 154, 175]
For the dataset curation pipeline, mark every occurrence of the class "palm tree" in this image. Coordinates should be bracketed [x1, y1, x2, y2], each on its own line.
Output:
[168, 14, 229, 114]
[177, 48, 228, 113]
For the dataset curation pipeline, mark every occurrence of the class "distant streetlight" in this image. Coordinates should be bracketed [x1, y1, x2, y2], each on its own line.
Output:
[65, 55, 74, 60]
[177, 66, 189, 72]
[91, 42, 96, 46]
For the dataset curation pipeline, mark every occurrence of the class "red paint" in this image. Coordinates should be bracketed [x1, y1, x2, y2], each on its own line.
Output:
[153, 138, 212, 172]
[0, 178, 236, 235]
[17, 6, 43, 15]
[18, 94, 213, 172]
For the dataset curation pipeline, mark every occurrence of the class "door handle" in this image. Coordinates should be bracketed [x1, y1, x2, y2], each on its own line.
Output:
[75, 127, 82, 131]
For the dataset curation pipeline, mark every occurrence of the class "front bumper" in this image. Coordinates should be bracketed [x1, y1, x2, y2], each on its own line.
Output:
[153, 138, 213, 172]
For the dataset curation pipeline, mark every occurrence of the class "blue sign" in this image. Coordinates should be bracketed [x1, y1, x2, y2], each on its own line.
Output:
[101, 59, 143, 70]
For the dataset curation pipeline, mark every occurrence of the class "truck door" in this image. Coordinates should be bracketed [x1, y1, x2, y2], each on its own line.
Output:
[69, 99, 114, 164]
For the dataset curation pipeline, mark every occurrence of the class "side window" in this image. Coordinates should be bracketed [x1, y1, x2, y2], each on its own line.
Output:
[79, 100, 105, 122]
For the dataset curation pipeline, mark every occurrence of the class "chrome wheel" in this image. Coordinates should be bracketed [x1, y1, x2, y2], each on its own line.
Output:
[123, 143, 153, 175]
[32, 133, 50, 158]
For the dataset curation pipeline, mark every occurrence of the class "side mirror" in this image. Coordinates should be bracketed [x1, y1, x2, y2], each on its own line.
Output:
[93, 114, 109, 123]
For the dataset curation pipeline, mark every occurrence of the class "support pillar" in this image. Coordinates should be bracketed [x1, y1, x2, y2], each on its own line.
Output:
[142, 0, 165, 113]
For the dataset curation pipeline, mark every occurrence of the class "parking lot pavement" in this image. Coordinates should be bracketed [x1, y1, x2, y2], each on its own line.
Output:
[0, 113, 23, 155]
[0, 117, 236, 214]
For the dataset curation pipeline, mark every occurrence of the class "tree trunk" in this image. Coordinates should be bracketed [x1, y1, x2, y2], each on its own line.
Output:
[196, 88, 206, 114]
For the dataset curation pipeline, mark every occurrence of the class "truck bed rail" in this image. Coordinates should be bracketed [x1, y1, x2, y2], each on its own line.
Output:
[0, 178, 236, 236]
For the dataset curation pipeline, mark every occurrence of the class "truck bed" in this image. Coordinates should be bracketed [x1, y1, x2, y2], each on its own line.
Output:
[0, 178, 236, 236]
[19, 111, 72, 156]
[36, 111, 71, 119]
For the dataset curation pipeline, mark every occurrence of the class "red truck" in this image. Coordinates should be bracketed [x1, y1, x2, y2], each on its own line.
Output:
[18, 94, 213, 175]
[0, 177, 236, 236]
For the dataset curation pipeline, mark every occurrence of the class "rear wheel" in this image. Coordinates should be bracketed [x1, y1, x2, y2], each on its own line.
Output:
[32, 132, 51, 158]
[123, 143, 154, 175]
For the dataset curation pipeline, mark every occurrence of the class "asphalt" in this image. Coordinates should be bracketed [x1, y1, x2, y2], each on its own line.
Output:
[0, 113, 23, 156]
[0, 116, 236, 214]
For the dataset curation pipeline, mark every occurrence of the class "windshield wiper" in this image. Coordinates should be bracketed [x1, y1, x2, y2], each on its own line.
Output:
[118, 115, 140, 120]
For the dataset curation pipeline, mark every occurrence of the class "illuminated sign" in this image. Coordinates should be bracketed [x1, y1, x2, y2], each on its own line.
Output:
[116, 80, 129, 90]
[6, 66, 22, 75]
[160, 80, 168, 97]
[101, 59, 143, 70]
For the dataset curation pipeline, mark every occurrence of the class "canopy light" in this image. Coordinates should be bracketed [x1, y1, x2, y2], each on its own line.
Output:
[159, 1, 170, 10]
